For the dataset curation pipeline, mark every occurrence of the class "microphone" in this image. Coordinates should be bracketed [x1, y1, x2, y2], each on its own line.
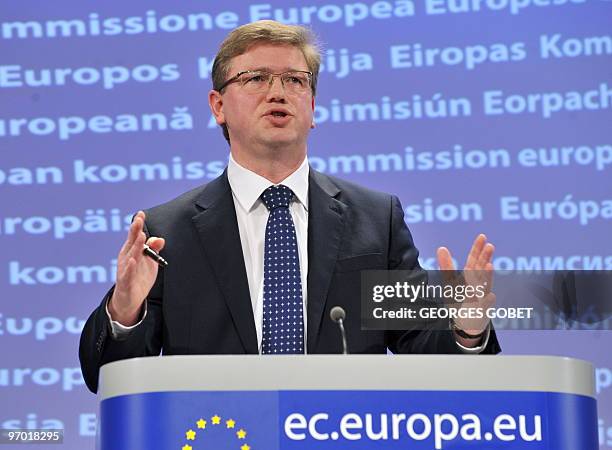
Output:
[329, 306, 348, 355]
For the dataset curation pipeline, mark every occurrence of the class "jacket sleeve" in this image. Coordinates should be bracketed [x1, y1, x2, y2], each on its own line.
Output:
[78, 220, 164, 393]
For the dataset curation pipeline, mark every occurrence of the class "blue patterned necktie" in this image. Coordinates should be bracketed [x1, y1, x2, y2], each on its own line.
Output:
[260, 185, 305, 354]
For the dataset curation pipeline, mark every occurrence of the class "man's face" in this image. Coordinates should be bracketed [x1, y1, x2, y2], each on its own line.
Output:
[210, 44, 315, 153]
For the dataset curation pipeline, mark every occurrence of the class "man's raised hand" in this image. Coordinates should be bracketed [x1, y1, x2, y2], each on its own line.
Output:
[108, 211, 165, 326]
[437, 234, 496, 337]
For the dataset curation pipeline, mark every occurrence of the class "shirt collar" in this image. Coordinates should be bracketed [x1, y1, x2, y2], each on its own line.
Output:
[227, 153, 309, 213]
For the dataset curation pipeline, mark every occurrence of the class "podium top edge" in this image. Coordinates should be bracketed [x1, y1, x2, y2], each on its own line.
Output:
[98, 355, 595, 400]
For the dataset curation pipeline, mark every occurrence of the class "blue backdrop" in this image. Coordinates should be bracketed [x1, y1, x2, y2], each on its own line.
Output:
[1, 1, 611, 448]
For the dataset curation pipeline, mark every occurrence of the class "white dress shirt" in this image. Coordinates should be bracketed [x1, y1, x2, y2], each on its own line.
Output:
[227, 154, 309, 352]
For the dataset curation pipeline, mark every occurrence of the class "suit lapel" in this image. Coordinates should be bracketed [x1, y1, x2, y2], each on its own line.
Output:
[307, 170, 347, 352]
[191, 171, 258, 354]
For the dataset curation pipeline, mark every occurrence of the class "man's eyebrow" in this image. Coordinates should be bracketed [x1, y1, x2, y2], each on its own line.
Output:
[243, 67, 303, 73]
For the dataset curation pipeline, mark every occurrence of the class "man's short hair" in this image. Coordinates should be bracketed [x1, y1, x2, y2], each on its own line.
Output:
[211, 20, 321, 143]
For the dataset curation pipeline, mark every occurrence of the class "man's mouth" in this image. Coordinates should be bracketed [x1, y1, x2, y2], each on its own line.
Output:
[269, 111, 288, 117]
[264, 107, 291, 118]
[264, 110, 292, 126]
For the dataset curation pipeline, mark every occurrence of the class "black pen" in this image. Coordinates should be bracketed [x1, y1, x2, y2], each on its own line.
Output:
[143, 244, 169, 267]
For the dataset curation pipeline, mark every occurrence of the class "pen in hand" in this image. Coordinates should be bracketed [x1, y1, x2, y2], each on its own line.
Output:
[143, 244, 168, 267]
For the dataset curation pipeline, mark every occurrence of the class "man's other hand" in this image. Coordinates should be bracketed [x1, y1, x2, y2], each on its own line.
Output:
[437, 234, 496, 341]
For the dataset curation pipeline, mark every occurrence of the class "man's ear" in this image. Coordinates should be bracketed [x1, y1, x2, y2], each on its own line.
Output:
[208, 90, 226, 125]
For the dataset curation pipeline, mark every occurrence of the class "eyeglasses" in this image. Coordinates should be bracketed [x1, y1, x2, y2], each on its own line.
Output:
[217, 70, 313, 94]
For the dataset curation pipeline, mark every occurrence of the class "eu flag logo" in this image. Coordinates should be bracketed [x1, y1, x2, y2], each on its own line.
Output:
[181, 414, 252, 450]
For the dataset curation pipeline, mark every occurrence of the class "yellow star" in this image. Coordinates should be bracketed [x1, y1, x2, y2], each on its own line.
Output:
[196, 418, 207, 429]
[185, 429, 196, 440]
[182, 446, 192, 450]
[226, 419, 236, 429]
[211, 415, 221, 425]
[240, 444, 251, 450]
[236, 429, 247, 439]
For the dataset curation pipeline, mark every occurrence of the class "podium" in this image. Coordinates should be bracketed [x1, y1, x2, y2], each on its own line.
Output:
[98, 355, 597, 449]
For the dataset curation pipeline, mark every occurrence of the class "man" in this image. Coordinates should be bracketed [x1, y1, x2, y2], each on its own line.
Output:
[79, 20, 500, 393]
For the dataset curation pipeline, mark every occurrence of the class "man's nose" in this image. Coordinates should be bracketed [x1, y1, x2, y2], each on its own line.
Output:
[266, 75, 286, 100]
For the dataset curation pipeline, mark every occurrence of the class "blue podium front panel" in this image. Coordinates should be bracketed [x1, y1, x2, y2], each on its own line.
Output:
[100, 389, 597, 450]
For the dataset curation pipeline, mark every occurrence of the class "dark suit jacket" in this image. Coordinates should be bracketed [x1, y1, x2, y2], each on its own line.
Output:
[79, 169, 500, 393]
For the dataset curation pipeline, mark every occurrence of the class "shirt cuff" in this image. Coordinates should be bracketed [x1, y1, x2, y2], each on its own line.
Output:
[454, 323, 491, 354]
[105, 298, 147, 339]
